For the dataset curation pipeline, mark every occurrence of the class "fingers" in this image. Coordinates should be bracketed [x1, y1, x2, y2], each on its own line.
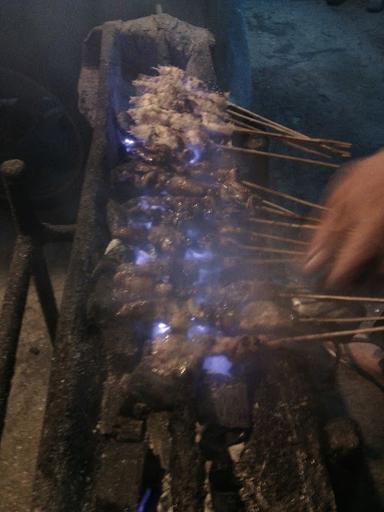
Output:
[325, 219, 383, 288]
[305, 207, 346, 274]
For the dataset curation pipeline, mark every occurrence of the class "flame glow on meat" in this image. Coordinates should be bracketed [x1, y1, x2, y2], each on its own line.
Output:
[102, 65, 294, 383]
[89, 65, 364, 394]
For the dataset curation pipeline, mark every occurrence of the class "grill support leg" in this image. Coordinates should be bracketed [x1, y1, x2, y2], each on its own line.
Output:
[0, 159, 63, 441]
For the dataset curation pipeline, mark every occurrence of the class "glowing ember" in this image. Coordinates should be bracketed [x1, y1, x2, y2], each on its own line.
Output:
[202, 355, 233, 377]
[185, 248, 213, 262]
[137, 488, 151, 512]
[152, 322, 171, 338]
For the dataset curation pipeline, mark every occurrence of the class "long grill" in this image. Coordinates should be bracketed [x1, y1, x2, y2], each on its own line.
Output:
[0, 12, 377, 512]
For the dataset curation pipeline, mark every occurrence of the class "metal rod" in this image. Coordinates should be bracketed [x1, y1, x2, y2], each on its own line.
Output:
[32, 247, 58, 343]
[0, 235, 34, 440]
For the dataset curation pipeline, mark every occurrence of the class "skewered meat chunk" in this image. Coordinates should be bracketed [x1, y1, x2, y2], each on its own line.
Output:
[239, 300, 293, 335]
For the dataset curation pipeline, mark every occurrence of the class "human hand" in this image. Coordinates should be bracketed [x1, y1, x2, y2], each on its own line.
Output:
[305, 150, 384, 287]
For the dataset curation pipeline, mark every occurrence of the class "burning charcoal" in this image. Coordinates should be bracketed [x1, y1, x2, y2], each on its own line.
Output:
[95, 440, 146, 511]
[147, 412, 172, 471]
[209, 459, 244, 512]
[198, 377, 251, 430]
[239, 300, 293, 335]
[169, 407, 205, 512]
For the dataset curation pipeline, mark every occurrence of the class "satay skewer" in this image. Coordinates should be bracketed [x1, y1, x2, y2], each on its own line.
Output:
[227, 103, 352, 148]
[253, 205, 320, 224]
[265, 325, 384, 348]
[280, 293, 384, 303]
[298, 317, 384, 324]
[243, 180, 326, 212]
[225, 240, 305, 256]
[230, 125, 351, 150]
[250, 218, 318, 230]
[249, 232, 309, 246]
[219, 144, 340, 169]
[227, 104, 351, 159]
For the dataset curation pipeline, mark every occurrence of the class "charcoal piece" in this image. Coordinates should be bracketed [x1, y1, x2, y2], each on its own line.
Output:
[169, 407, 205, 512]
[210, 459, 244, 512]
[122, 363, 182, 411]
[235, 349, 337, 512]
[198, 378, 251, 430]
[324, 417, 360, 465]
[94, 440, 145, 511]
[147, 412, 172, 471]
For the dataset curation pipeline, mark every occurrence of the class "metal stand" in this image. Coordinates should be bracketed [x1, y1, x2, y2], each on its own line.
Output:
[0, 159, 75, 441]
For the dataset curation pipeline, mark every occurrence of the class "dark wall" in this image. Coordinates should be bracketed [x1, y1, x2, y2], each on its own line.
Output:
[0, 0, 251, 112]
[0, 1, 207, 113]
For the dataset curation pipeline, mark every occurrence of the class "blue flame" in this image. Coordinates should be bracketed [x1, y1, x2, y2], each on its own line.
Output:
[188, 324, 211, 339]
[122, 135, 136, 152]
[186, 228, 199, 239]
[138, 198, 167, 212]
[134, 249, 156, 266]
[185, 248, 213, 262]
[152, 322, 171, 338]
[188, 145, 202, 165]
[202, 355, 233, 377]
[137, 488, 152, 512]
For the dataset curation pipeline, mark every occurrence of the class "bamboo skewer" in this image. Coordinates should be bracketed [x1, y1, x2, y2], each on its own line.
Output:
[261, 199, 299, 217]
[253, 205, 320, 224]
[227, 103, 352, 149]
[230, 125, 351, 149]
[250, 218, 318, 230]
[243, 180, 327, 212]
[280, 292, 384, 304]
[245, 258, 296, 264]
[229, 117, 350, 159]
[282, 140, 333, 160]
[249, 232, 309, 247]
[265, 325, 384, 348]
[227, 104, 351, 159]
[298, 317, 384, 324]
[218, 144, 340, 169]
[226, 240, 304, 256]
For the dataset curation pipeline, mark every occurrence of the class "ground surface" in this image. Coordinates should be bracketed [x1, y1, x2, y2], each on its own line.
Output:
[1, 1, 384, 510]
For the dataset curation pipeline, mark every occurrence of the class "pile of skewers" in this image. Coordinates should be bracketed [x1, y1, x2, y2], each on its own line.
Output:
[224, 102, 352, 169]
